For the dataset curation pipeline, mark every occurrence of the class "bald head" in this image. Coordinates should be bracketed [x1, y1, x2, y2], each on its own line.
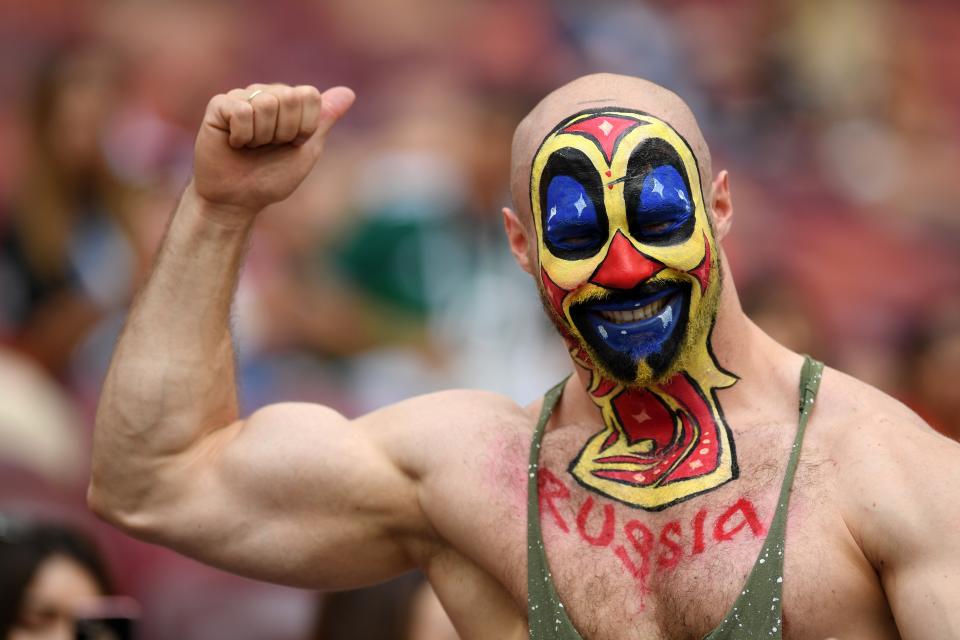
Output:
[510, 73, 713, 222]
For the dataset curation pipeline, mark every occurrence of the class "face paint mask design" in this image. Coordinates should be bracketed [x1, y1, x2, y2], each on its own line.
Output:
[530, 109, 738, 510]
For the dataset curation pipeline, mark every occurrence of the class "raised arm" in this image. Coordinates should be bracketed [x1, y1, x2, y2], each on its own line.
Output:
[89, 84, 434, 588]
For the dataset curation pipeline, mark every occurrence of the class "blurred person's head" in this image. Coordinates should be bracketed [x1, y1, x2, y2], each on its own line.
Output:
[97, 0, 245, 130]
[25, 46, 121, 179]
[0, 518, 112, 640]
[12, 44, 135, 282]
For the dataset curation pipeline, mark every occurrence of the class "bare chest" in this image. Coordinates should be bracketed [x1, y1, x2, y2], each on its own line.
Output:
[428, 422, 893, 640]
[527, 465, 786, 640]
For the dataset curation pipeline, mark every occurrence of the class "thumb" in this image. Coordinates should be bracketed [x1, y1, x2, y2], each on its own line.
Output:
[315, 86, 356, 138]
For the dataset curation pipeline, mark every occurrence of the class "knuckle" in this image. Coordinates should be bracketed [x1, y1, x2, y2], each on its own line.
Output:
[233, 101, 254, 118]
[207, 93, 228, 109]
[261, 93, 280, 113]
[251, 95, 278, 120]
[278, 88, 299, 109]
[296, 85, 321, 100]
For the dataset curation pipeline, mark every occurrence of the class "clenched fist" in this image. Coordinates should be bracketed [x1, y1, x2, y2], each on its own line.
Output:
[192, 83, 355, 216]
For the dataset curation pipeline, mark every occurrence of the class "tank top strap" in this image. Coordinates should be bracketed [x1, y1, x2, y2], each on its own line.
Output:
[527, 376, 583, 640]
[704, 356, 824, 640]
[526, 359, 825, 640]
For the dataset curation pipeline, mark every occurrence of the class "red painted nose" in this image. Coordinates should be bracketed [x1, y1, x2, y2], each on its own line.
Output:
[589, 231, 663, 290]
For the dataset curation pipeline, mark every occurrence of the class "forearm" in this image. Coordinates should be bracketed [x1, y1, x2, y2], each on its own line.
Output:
[90, 183, 255, 520]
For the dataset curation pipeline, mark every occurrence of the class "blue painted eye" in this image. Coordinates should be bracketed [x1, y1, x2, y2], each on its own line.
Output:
[634, 165, 693, 239]
[539, 147, 608, 258]
[545, 175, 604, 253]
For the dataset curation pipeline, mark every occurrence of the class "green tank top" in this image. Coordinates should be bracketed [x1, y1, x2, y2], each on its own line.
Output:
[527, 356, 824, 640]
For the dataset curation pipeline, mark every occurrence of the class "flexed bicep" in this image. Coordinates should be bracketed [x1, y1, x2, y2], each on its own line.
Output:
[139, 402, 432, 589]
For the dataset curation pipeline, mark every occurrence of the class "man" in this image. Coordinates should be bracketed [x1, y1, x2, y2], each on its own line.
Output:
[89, 74, 960, 639]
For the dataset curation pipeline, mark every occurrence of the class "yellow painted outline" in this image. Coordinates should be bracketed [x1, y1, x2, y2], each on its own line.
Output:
[531, 109, 737, 510]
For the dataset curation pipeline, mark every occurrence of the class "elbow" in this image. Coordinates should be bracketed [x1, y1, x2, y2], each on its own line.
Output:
[87, 415, 180, 541]
[86, 478, 163, 542]
[86, 480, 119, 524]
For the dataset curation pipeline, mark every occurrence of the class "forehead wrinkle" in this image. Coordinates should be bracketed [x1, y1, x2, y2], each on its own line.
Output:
[511, 74, 713, 228]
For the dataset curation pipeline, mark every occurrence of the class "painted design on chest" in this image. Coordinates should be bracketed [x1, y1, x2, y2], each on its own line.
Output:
[570, 347, 738, 510]
[539, 468, 766, 605]
[530, 108, 738, 510]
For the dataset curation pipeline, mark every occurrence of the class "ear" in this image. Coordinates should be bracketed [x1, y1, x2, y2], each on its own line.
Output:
[709, 170, 734, 241]
[502, 206, 534, 275]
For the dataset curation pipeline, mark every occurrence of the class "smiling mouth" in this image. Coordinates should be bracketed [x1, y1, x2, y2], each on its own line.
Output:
[597, 295, 672, 324]
[569, 281, 690, 381]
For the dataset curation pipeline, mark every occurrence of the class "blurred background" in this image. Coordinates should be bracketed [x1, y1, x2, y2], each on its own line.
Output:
[0, 0, 957, 638]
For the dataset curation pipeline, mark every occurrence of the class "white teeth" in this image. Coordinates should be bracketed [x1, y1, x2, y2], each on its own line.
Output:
[599, 296, 670, 323]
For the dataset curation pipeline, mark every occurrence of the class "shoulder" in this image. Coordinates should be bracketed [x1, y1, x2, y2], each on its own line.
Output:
[353, 387, 535, 470]
[810, 365, 960, 567]
[812, 364, 943, 448]
[357, 388, 532, 431]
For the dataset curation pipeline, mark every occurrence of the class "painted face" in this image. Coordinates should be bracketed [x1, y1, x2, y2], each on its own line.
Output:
[531, 109, 719, 387]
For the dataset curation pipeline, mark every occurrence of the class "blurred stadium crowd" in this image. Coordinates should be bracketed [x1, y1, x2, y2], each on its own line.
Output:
[0, 0, 957, 638]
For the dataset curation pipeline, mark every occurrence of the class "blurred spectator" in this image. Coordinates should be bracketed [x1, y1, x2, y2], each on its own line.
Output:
[775, 0, 894, 119]
[0, 518, 113, 640]
[0, 348, 84, 485]
[313, 572, 459, 640]
[0, 45, 145, 375]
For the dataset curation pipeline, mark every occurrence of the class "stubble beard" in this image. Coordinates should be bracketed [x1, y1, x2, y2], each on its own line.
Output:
[537, 263, 723, 390]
